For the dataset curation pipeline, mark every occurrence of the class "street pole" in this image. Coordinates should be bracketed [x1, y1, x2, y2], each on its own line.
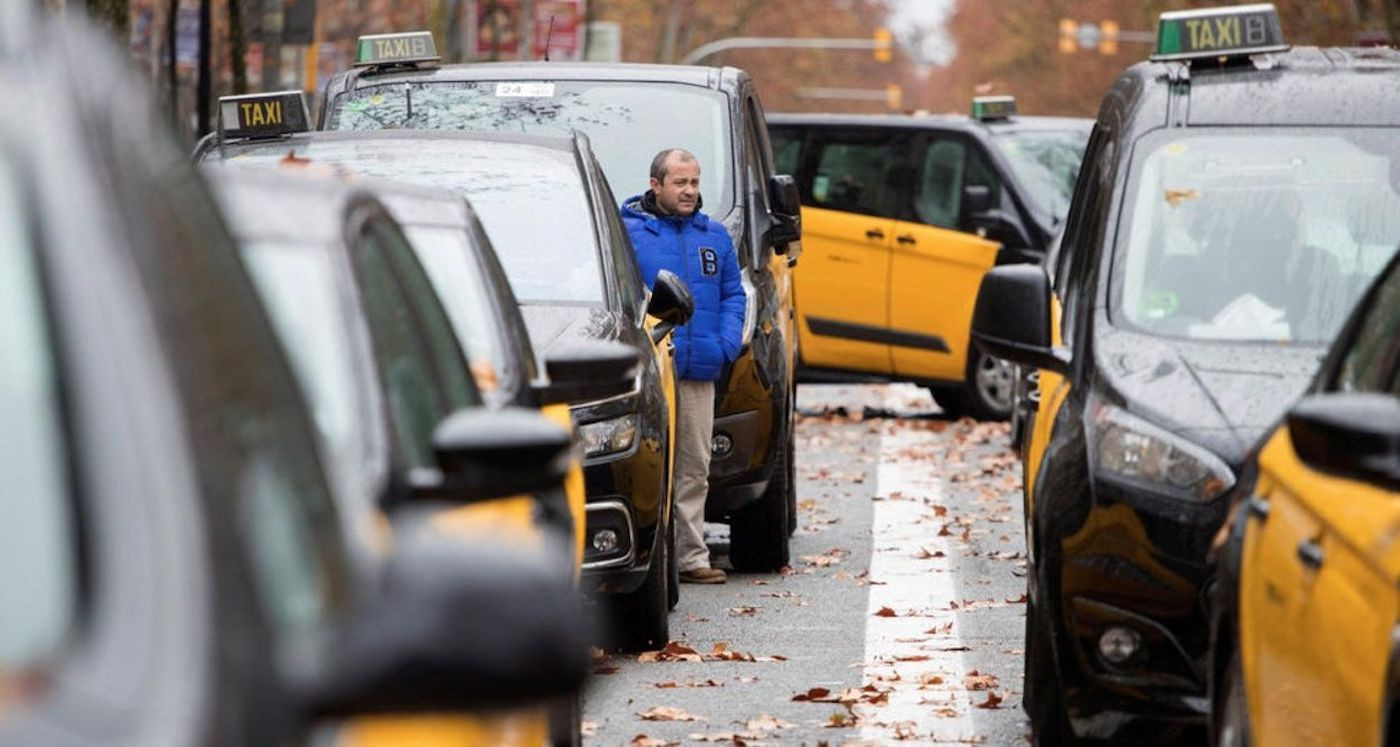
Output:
[167, 0, 178, 131]
[196, 0, 210, 136]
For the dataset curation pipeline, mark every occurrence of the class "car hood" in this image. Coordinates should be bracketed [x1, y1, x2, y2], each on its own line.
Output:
[519, 303, 624, 360]
[1096, 328, 1327, 465]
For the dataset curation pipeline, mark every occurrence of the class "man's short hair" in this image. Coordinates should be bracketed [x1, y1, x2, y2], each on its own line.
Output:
[650, 148, 698, 182]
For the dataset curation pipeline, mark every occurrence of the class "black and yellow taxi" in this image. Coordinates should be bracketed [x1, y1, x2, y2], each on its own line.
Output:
[767, 99, 1090, 419]
[971, 4, 1400, 742]
[1209, 250, 1400, 745]
[0, 8, 588, 745]
[313, 34, 804, 570]
[200, 113, 694, 652]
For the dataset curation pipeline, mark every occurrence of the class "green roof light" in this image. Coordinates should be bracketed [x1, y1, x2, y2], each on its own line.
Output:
[972, 96, 1017, 121]
[354, 31, 440, 67]
[1151, 3, 1288, 62]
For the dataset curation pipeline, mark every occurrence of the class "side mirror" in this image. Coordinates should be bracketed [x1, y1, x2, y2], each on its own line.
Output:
[647, 269, 695, 344]
[297, 528, 591, 717]
[406, 407, 573, 504]
[970, 264, 1069, 374]
[767, 174, 803, 252]
[1287, 393, 1400, 489]
[537, 339, 641, 405]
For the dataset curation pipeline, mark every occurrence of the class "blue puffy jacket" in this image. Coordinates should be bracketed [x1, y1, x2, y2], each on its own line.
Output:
[621, 192, 746, 382]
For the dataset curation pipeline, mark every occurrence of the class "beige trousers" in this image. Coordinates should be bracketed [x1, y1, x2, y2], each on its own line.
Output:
[674, 379, 716, 573]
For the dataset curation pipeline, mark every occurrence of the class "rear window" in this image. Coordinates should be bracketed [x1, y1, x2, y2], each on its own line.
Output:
[222, 138, 605, 304]
[327, 80, 734, 215]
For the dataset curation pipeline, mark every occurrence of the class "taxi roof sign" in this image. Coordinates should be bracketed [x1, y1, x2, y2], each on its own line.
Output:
[972, 96, 1017, 121]
[1151, 4, 1288, 62]
[355, 31, 440, 67]
[218, 91, 310, 142]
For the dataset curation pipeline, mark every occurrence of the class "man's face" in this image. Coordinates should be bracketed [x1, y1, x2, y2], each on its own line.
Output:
[650, 156, 701, 216]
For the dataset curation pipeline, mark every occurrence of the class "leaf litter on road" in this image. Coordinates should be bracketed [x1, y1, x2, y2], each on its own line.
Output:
[637, 706, 704, 722]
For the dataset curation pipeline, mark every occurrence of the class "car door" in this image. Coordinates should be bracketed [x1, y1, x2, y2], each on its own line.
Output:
[790, 126, 900, 375]
[888, 130, 1000, 382]
[1242, 260, 1400, 746]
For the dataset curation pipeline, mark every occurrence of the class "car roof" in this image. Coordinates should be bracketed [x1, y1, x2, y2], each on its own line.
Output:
[331, 60, 729, 92]
[765, 112, 1093, 136]
[1120, 46, 1400, 127]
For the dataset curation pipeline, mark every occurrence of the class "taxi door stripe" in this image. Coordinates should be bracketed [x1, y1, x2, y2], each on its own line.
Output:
[807, 316, 950, 353]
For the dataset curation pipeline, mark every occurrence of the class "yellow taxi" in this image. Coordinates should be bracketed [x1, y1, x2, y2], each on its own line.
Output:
[767, 102, 1090, 419]
[1211, 251, 1400, 746]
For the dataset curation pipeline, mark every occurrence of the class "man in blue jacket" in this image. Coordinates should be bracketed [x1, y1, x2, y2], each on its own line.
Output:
[622, 148, 746, 584]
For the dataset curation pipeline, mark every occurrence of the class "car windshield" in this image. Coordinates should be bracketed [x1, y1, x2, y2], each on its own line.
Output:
[223, 138, 605, 304]
[1115, 129, 1400, 344]
[328, 80, 734, 215]
[399, 224, 510, 393]
[240, 239, 370, 495]
[990, 128, 1088, 226]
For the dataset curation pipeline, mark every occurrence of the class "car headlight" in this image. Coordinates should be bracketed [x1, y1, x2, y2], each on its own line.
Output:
[578, 414, 637, 458]
[1090, 400, 1235, 502]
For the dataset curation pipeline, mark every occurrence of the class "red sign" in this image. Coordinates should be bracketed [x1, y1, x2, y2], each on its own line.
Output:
[475, 0, 523, 59]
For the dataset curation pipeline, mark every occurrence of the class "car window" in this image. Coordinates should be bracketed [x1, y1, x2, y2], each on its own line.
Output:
[592, 165, 646, 317]
[1056, 125, 1111, 343]
[375, 219, 480, 412]
[991, 128, 1090, 226]
[351, 217, 461, 470]
[223, 138, 606, 304]
[1336, 256, 1400, 394]
[771, 129, 802, 178]
[0, 156, 77, 672]
[329, 80, 735, 216]
[807, 130, 897, 218]
[1115, 129, 1400, 344]
[400, 224, 511, 394]
[240, 239, 374, 500]
[915, 137, 968, 229]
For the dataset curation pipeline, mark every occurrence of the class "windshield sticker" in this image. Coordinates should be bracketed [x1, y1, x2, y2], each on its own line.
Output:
[495, 82, 556, 98]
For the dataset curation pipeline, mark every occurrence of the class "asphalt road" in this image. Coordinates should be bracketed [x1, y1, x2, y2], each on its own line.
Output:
[582, 384, 1031, 746]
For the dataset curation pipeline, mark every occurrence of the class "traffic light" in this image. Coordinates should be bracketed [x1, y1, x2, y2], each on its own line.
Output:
[886, 83, 902, 110]
[1100, 20, 1119, 55]
[1059, 18, 1077, 54]
[873, 27, 893, 63]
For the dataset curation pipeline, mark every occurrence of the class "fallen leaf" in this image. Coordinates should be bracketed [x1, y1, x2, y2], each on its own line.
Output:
[630, 736, 678, 747]
[686, 613, 710, 623]
[737, 676, 760, 684]
[913, 547, 946, 560]
[825, 712, 857, 728]
[1006, 593, 1028, 604]
[974, 691, 1005, 709]
[924, 622, 954, 635]
[638, 706, 704, 722]
[963, 670, 1000, 691]
[874, 606, 898, 618]
[918, 673, 946, 688]
[594, 665, 620, 675]
[728, 606, 761, 617]
[893, 720, 920, 740]
[687, 732, 760, 743]
[638, 641, 703, 663]
[799, 554, 841, 567]
[894, 654, 931, 662]
[745, 714, 795, 732]
[792, 687, 832, 702]
[581, 721, 598, 736]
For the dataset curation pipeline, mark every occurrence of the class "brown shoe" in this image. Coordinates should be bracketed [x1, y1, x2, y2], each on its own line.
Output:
[679, 567, 727, 584]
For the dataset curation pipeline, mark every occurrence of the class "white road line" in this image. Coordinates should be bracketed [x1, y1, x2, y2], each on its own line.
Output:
[860, 385, 981, 744]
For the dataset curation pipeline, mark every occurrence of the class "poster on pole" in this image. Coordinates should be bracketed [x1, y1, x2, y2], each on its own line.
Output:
[472, 0, 524, 60]
[533, 0, 586, 61]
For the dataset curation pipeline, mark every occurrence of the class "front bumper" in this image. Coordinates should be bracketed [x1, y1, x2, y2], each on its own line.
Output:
[1053, 482, 1228, 741]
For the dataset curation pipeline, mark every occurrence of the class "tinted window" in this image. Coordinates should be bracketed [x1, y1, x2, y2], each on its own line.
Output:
[222, 139, 606, 304]
[329, 81, 734, 216]
[807, 131, 897, 218]
[1336, 257, 1400, 394]
[0, 157, 76, 671]
[771, 130, 802, 178]
[916, 138, 968, 229]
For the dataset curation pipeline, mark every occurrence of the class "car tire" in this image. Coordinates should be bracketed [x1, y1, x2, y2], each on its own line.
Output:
[963, 343, 1016, 421]
[604, 525, 670, 652]
[548, 693, 582, 747]
[729, 425, 792, 572]
[1025, 564, 1076, 745]
[1213, 653, 1252, 747]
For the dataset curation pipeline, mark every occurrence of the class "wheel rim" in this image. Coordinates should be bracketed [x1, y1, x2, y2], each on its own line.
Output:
[975, 352, 1016, 414]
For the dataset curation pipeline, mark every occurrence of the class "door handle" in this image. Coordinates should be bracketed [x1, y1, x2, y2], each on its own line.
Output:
[896, 234, 917, 245]
[1296, 538, 1325, 570]
[864, 228, 885, 240]
[1246, 495, 1270, 523]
